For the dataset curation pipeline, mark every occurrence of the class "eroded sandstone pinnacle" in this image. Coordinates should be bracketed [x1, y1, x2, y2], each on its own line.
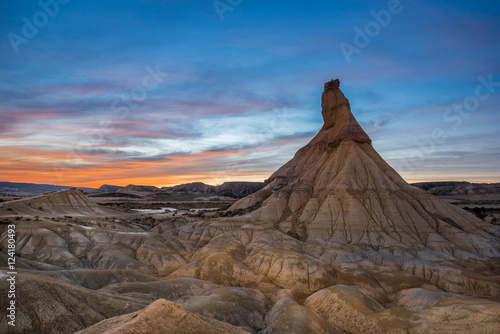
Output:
[320, 78, 371, 144]
[228, 80, 498, 265]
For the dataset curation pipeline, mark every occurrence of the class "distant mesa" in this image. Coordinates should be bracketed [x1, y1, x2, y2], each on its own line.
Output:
[215, 182, 267, 198]
[102, 181, 267, 200]
[97, 184, 124, 193]
[118, 184, 161, 193]
[412, 181, 500, 196]
[88, 192, 142, 199]
[0, 181, 268, 200]
[164, 182, 214, 194]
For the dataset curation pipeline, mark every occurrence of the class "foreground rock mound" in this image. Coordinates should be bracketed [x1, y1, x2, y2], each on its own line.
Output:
[0, 271, 149, 333]
[76, 299, 249, 334]
[304, 285, 500, 334]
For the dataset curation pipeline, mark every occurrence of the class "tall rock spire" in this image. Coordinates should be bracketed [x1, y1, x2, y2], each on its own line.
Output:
[227, 79, 498, 259]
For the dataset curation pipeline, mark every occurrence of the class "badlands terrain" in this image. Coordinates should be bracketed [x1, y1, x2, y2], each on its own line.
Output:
[1, 80, 499, 333]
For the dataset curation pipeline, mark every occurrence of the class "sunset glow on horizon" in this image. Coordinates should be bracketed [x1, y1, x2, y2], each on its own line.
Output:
[1, 1, 499, 188]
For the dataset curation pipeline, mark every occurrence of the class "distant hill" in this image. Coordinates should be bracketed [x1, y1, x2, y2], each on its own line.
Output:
[88, 192, 141, 199]
[5, 180, 498, 199]
[215, 182, 267, 198]
[0, 181, 98, 196]
[98, 184, 124, 193]
[163, 182, 214, 193]
[117, 185, 161, 194]
[412, 181, 500, 196]
[0, 181, 267, 199]
[161, 181, 267, 199]
[92, 181, 268, 200]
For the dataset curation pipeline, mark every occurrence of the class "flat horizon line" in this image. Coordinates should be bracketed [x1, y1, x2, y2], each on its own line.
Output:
[1, 178, 500, 190]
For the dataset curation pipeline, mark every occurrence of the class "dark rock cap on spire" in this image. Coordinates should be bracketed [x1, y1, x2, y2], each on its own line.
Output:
[324, 79, 340, 91]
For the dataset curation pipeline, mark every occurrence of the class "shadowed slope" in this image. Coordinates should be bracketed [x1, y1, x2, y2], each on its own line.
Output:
[0, 271, 149, 334]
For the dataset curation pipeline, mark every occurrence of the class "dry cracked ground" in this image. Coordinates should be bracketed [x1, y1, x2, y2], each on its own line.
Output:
[1, 80, 499, 333]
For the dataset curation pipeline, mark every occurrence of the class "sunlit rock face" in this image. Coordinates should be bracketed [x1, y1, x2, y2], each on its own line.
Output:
[1, 80, 499, 334]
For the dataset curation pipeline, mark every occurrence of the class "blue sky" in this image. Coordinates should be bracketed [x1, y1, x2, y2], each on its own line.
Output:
[0, 0, 499, 187]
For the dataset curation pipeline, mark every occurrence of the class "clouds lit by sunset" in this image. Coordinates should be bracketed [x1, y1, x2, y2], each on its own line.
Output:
[1, 0, 499, 187]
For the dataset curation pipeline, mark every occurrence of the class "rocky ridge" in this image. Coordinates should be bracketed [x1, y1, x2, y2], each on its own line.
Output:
[412, 181, 500, 196]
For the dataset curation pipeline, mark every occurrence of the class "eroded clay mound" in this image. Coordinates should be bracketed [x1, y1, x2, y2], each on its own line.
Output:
[0, 189, 116, 216]
[0, 271, 149, 334]
[75, 298, 249, 334]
